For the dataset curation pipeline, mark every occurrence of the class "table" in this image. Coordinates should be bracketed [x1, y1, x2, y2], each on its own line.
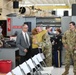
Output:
[0, 48, 19, 69]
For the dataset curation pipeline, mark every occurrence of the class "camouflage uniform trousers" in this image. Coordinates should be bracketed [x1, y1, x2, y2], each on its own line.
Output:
[43, 48, 52, 67]
[64, 49, 76, 75]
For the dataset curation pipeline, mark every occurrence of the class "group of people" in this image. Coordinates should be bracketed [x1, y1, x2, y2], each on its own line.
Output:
[16, 23, 52, 66]
[16, 21, 76, 75]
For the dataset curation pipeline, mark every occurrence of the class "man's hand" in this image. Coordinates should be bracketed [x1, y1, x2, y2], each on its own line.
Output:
[24, 49, 28, 53]
[64, 44, 68, 49]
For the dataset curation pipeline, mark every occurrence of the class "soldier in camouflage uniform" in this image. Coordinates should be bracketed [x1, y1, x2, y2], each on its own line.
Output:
[39, 26, 52, 67]
[41, 32, 52, 67]
[33, 26, 52, 66]
[62, 22, 76, 75]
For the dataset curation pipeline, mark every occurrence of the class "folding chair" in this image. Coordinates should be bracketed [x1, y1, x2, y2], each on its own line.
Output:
[32, 55, 43, 70]
[6, 72, 12, 75]
[19, 62, 31, 75]
[36, 53, 47, 67]
[40, 53, 45, 60]
[26, 59, 39, 75]
[12, 66, 24, 75]
[32, 54, 53, 75]
[36, 53, 54, 72]
[26, 58, 52, 75]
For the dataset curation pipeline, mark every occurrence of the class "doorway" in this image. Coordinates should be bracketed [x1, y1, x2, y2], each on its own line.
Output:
[0, 20, 7, 37]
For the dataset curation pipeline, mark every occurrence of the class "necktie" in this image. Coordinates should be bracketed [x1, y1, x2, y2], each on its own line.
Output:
[25, 33, 29, 46]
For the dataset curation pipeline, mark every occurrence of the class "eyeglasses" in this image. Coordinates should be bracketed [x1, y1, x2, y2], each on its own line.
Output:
[23, 27, 28, 29]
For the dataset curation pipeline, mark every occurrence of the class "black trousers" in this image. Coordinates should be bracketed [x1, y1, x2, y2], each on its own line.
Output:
[53, 50, 62, 67]
[20, 47, 32, 64]
[31, 48, 42, 57]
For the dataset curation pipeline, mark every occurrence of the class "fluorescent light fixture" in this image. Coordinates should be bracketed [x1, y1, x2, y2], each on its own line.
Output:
[19, 3, 66, 7]
[35, 4, 66, 6]
[19, 4, 34, 7]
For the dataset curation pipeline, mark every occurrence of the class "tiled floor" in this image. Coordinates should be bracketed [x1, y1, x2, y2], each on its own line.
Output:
[51, 65, 74, 75]
[0, 65, 74, 75]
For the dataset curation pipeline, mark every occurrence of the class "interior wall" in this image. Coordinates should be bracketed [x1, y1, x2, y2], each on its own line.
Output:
[56, 9, 71, 16]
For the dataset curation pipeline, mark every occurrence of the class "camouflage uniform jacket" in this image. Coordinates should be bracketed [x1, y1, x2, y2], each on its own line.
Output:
[39, 32, 52, 66]
[62, 29, 76, 49]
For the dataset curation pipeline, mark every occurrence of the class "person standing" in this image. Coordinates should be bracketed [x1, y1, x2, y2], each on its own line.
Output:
[62, 22, 76, 75]
[53, 28, 63, 67]
[31, 26, 52, 66]
[16, 23, 31, 64]
[31, 27, 47, 57]
[41, 26, 52, 66]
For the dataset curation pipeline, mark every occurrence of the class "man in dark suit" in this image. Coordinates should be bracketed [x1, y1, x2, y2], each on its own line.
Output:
[16, 23, 31, 64]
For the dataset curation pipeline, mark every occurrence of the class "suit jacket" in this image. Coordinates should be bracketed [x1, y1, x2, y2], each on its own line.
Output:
[16, 32, 31, 56]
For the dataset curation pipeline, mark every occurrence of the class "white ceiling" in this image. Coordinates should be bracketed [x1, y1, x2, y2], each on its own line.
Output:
[20, 0, 76, 7]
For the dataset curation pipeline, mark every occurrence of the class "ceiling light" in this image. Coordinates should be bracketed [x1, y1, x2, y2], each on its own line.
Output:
[19, 3, 66, 7]
[35, 4, 66, 6]
[19, 4, 34, 7]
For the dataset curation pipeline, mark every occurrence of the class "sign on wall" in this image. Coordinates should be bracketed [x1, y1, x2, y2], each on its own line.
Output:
[7, 18, 11, 32]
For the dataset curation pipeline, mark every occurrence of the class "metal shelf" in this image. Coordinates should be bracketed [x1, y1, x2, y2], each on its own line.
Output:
[36, 22, 61, 24]
[36, 17, 61, 27]
[36, 17, 61, 19]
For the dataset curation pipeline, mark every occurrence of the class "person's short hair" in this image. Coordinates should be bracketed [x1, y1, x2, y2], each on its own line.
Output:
[22, 23, 28, 28]
[69, 21, 75, 26]
[22, 23, 27, 26]
[24, 22, 27, 25]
